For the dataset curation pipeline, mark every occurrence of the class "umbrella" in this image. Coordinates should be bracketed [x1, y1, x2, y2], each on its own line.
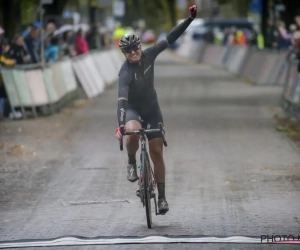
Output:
[54, 24, 73, 36]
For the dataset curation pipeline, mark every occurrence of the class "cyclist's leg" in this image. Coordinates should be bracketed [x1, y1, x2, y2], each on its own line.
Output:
[144, 107, 165, 184]
[144, 108, 169, 213]
[125, 109, 142, 182]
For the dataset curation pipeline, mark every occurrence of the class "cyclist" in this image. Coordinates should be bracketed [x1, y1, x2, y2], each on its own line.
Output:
[115, 5, 197, 215]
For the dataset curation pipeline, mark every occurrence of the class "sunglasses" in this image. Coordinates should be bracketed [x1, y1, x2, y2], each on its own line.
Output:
[122, 44, 140, 54]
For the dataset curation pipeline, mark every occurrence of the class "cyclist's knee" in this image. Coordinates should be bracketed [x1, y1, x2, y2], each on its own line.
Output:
[126, 120, 141, 145]
[126, 120, 141, 132]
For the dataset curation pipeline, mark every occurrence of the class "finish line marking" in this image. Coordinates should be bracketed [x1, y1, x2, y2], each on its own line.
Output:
[0, 236, 299, 248]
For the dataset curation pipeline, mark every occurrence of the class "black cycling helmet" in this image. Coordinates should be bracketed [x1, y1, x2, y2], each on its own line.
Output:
[119, 33, 140, 49]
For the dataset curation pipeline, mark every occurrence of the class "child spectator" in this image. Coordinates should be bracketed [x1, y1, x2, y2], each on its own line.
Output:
[45, 37, 59, 62]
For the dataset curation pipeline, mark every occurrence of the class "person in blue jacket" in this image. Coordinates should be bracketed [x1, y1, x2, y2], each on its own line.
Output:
[45, 37, 59, 62]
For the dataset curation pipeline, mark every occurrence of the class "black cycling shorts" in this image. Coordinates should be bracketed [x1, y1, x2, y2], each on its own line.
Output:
[125, 108, 164, 141]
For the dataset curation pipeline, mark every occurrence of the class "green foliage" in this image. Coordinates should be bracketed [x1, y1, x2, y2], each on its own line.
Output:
[21, 0, 39, 25]
[124, 0, 173, 34]
[217, 0, 250, 17]
[5, 0, 180, 38]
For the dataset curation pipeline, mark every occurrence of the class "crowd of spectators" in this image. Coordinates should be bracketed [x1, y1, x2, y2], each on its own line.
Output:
[199, 15, 300, 52]
[0, 20, 112, 119]
[265, 16, 300, 51]
[0, 20, 111, 68]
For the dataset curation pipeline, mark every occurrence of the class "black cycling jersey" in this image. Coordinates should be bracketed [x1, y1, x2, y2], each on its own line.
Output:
[117, 16, 194, 126]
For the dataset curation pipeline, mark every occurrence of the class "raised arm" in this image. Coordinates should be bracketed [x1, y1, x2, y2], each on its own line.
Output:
[143, 5, 198, 59]
[166, 5, 197, 45]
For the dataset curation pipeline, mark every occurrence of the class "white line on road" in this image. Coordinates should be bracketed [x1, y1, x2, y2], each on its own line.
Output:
[0, 236, 299, 248]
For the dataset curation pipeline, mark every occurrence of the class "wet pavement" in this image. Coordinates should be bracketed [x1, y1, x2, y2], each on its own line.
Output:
[0, 50, 299, 249]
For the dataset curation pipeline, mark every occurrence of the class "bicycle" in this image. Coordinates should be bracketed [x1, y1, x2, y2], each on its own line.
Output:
[119, 122, 167, 228]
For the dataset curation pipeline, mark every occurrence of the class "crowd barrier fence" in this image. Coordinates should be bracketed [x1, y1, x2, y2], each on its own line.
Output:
[0, 48, 124, 119]
[175, 40, 300, 120]
[2, 42, 299, 121]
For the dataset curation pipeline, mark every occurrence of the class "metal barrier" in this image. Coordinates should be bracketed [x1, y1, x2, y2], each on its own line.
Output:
[2, 42, 299, 120]
[175, 41, 300, 120]
[0, 48, 124, 119]
[281, 59, 300, 119]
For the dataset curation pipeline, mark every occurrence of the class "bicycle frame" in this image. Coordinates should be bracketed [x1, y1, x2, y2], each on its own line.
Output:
[118, 122, 168, 223]
[139, 128, 148, 153]
[120, 127, 157, 199]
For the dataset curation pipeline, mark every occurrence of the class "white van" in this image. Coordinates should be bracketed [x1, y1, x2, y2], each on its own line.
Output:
[176, 18, 207, 44]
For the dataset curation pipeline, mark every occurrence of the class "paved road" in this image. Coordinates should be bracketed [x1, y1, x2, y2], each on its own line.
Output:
[0, 51, 299, 249]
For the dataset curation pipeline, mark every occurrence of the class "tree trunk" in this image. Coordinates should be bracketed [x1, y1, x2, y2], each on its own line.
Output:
[124, 0, 141, 27]
[0, 0, 22, 39]
[167, 0, 177, 27]
[235, 0, 250, 17]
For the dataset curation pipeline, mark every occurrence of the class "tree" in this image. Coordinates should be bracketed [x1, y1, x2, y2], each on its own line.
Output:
[42, 0, 70, 26]
[0, 0, 71, 40]
[167, 0, 177, 27]
[123, 0, 172, 33]
[21, 0, 40, 26]
[0, 0, 22, 38]
[217, 0, 250, 17]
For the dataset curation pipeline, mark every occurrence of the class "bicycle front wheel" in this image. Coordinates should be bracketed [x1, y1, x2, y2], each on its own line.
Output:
[142, 151, 152, 228]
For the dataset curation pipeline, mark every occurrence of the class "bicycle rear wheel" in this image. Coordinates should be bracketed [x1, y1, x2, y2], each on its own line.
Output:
[142, 151, 152, 228]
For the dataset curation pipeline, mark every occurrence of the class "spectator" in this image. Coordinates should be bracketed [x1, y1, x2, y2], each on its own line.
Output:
[250, 29, 258, 47]
[222, 27, 231, 45]
[63, 28, 75, 45]
[265, 19, 278, 49]
[29, 22, 41, 48]
[0, 38, 16, 66]
[43, 21, 57, 49]
[0, 25, 5, 52]
[294, 31, 300, 52]
[22, 23, 32, 38]
[46, 21, 56, 34]
[45, 37, 59, 62]
[113, 22, 126, 48]
[101, 28, 112, 50]
[289, 24, 297, 49]
[24, 23, 41, 63]
[9, 34, 31, 64]
[294, 31, 300, 72]
[276, 21, 292, 49]
[86, 23, 100, 50]
[0, 38, 16, 119]
[293, 16, 300, 72]
[75, 28, 89, 55]
[59, 28, 76, 58]
[295, 16, 300, 32]
[230, 27, 246, 46]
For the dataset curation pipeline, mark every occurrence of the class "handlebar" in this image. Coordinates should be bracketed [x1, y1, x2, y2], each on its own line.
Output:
[119, 122, 167, 151]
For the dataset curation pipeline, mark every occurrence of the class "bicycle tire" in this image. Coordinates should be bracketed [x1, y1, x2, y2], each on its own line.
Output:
[142, 151, 152, 228]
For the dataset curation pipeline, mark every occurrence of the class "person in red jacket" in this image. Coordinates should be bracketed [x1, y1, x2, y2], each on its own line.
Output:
[75, 28, 89, 55]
